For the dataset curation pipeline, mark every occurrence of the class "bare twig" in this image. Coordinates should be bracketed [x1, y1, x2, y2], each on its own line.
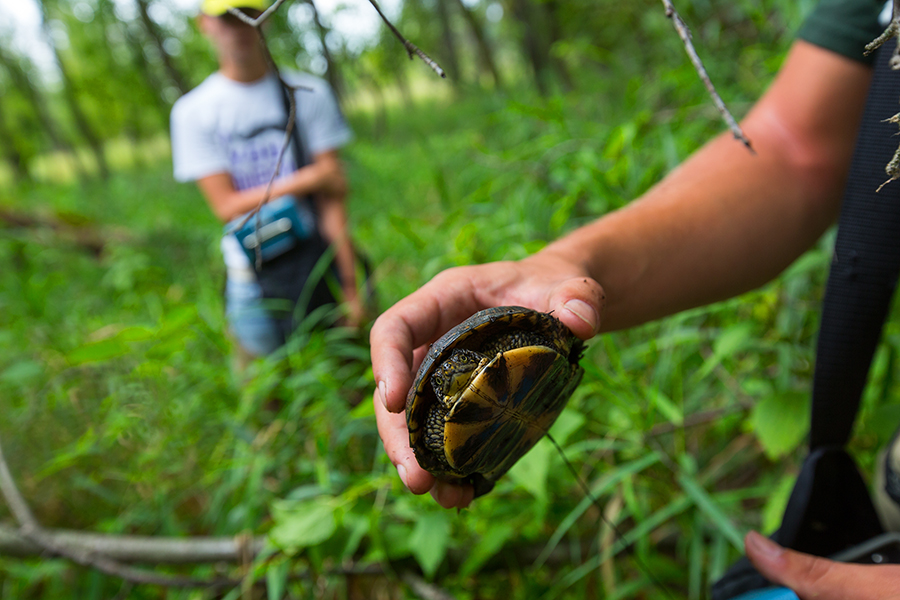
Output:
[225, 0, 289, 27]
[0, 524, 264, 564]
[661, 0, 753, 151]
[646, 401, 753, 438]
[0, 435, 37, 528]
[0, 433, 235, 589]
[866, 0, 900, 68]
[877, 145, 900, 192]
[877, 113, 900, 192]
[366, 0, 446, 78]
[0, 208, 123, 256]
[599, 491, 623, 597]
[402, 572, 457, 600]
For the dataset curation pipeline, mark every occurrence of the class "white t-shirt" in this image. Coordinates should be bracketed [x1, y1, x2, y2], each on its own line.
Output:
[170, 70, 352, 268]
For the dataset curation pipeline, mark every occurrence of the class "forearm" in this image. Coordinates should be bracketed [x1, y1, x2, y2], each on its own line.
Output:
[200, 151, 347, 222]
[315, 194, 357, 299]
[542, 41, 870, 332]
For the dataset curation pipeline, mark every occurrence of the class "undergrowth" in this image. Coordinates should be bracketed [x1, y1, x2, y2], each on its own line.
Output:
[3, 3, 900, 597]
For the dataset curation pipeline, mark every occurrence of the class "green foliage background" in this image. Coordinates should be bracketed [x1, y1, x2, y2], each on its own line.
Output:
[3, 0, 900, 598]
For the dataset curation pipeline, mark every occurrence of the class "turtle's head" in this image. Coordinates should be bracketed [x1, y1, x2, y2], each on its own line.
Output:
[431, 348, 486, 407]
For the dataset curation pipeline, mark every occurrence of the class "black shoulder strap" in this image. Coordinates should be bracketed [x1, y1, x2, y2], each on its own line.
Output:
[810, 44, 900, 448]
[712, 44, 900, 600]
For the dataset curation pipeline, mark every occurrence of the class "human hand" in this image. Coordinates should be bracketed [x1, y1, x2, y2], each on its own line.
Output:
[370, 252, 605, 508]
[745, 530, 900, 600]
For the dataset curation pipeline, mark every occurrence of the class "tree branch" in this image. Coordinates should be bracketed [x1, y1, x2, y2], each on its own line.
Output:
[0, 433, 236, 589]
[401, 573, 457, 600]
[661, 0, 753, 151]
[366, 0, 446, 78]
[866, 0, 900, 68]
[0, 524, 263, 564]
[868, 2, 900, 191]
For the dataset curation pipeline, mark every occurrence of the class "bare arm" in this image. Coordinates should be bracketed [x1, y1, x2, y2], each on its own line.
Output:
[195, 149, 347, 223]
[370, 41, 873, 508]
[546, 40, 871, 331]
[315, 192, 364, 325]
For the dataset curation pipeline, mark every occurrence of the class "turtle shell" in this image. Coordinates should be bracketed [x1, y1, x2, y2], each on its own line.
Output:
[406, 306, 584, 497]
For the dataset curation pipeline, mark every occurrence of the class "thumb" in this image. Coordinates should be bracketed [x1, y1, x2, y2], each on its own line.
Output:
[745, 530, 900, 600]
[546, 277, 605, 340]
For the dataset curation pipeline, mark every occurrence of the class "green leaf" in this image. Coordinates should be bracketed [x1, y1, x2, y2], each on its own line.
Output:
[349, 398, 375, 419]
[0, 360, 44, 386]
[762, 473, 797, 534]
[114, 326, 156, 342]
[535, 452, 662, 567]
[696, 323, 755, 380]
[507, 438, 552, 502]
[548, 409, 585, 446]
[65, 338, 130, 365]
[458, 522, 515, 578]
[677, 474, 744, 551]
[750, 391, 810, 459]
[649, 388, 682, 426]
[408, 511, 451, 579]
[265, 559, 289, 600]
[269, 497, 337, 553]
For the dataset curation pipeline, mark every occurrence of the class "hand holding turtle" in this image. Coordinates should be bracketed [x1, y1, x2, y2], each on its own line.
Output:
[370, 252, 605, 508]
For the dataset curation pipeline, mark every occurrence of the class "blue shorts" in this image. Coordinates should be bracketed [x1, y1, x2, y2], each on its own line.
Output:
[224, 269, 282, 357]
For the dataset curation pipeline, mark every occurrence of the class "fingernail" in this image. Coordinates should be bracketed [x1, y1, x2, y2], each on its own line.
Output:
[378, 380, 388, 409]
[563, 299, 598, 333]
[397, 464, 409, 488]
[747, 531, 784, 561]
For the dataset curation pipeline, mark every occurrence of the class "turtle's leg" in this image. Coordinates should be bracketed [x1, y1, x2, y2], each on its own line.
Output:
[424, 403, 451, 464]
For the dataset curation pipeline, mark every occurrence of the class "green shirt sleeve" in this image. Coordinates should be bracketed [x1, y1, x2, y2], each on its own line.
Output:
[797, 0, 886, 64]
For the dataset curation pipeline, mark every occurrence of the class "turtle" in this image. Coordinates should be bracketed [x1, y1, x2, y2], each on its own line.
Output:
[406, 306, 585, 497]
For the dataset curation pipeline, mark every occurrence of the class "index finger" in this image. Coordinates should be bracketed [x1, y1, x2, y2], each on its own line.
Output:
[370, 281, 481, 413]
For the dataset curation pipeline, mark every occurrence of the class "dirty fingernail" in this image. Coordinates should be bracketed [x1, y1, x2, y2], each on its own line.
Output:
[563, 299, 598, 333]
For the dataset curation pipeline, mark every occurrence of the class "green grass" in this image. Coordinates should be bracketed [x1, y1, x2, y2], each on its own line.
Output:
[3, 15, 900, 599]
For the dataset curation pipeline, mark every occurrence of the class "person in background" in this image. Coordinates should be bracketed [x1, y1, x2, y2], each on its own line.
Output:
[170, 0, 362, 364]
[370, 1, 900, 598]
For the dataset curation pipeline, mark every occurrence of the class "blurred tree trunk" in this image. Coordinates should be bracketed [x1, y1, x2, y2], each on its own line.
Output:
[544, 0, 573, 91]
[507, 0, 549, 95]
[134, 0, 190, 96]
[435, 0, 461, 84]
[306, 0, 345, 101]
[120, 16, 179, 114]
[449, 0, 502, 89]
[0, 47, 87, 181]
[36, 0, 110, 179]
[96, 0, 170, 138]
[0, 103, 30, 184]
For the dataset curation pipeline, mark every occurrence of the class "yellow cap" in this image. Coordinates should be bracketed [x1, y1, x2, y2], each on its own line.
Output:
[200, 0, 269, 16]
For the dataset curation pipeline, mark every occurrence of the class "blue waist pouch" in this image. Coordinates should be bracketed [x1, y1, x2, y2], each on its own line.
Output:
[227, 195, 315, 266]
